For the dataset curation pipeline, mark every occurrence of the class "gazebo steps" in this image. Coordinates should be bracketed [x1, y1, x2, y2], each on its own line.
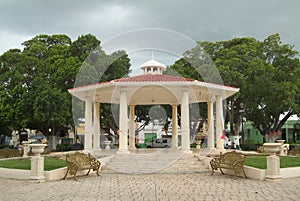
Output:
[100, 149, 208, 174]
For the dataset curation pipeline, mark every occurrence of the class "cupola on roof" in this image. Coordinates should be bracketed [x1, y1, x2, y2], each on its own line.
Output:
[140, 59, 166, 74]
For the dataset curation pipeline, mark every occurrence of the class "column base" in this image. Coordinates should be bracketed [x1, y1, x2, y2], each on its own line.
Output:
[84, 149, 93, 153]
[265, 175, 282, 180]
[29, 176, 46, 183]
[184, 150, 193, 154]
[179, 147, 193, 154]
[208, 148, 223, 156]
[216, 147, 226, 153]
[171, 146, 179, 150]
[117, 150, 130, 155]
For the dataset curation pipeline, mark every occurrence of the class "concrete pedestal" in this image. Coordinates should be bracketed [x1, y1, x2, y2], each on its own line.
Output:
[29, 144, 46, 183]
[266, 155, 281, 180]
[30, 156, 46, 182]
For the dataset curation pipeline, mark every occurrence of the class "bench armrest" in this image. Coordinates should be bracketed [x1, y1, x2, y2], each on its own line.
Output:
[90, 158, 101, 170]
[210, 157, 221, 169]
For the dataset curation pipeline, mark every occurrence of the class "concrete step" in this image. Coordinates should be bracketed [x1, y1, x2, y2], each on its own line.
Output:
[102, 149, 209, 174]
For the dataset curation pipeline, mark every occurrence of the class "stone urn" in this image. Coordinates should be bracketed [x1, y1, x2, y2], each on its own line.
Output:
[29, 144, 47, 182]
[29, 144, 47, 156]
[263, 143, 282, 180]
[22, 141, 30, 157]
[276, 140, 285, 145]
[104, 141, 111, 150]
[195, 139, 202, 149]
[262, 143, 282, 155]
[194, 134, 202, 149]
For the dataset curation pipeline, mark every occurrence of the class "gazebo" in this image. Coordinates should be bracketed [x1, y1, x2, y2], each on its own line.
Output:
[68, 59, 239, 154]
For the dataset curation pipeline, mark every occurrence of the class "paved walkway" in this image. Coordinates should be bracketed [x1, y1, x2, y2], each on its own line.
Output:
[1, 171, 300, 201]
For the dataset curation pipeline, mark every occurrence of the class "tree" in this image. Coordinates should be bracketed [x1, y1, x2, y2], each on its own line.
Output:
[71, 37, 131, 135]
[0, 34, 92, 137]
[33, 85, 70, 136]
[0, 33, 133, 139]
[200, 37, 262, 136]
[246, 34, 300, 139]
[170, 34, 300, 142]
[70, 34, 100, 62]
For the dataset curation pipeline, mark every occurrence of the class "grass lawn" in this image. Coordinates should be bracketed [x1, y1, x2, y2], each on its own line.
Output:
[245, 155, 300, 169]
[0, 157, 66, 171]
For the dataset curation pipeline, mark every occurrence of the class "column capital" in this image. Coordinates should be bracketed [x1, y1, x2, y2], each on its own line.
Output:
[120, 87, 127, 93]
[216, 94, 223, 100]
[182, 86, 190, 93]
[209, 95, 216, 102]
[84, 96, 92, 101]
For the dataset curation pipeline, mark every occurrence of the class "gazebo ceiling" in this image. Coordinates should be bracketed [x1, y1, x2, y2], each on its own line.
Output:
[68, 73, 239, 105]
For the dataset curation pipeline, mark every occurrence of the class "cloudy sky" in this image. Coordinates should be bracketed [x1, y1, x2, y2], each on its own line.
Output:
[0, 0, 299, 72]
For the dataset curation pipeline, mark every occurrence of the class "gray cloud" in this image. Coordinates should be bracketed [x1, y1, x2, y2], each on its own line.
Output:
[0, 0, 299, 55]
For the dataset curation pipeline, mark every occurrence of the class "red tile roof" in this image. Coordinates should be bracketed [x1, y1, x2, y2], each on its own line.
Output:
[112, 74, 195, 83]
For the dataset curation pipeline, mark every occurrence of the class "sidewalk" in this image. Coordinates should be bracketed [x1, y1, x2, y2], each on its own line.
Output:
[1, 171, 299, 201]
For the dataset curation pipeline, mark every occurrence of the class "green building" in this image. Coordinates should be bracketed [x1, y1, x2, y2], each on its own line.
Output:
[244, 119, 300, 143]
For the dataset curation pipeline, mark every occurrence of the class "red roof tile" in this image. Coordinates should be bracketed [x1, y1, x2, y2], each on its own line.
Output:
[112, 74, 195, 83]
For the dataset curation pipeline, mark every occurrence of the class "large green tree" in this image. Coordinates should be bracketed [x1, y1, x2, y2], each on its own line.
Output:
[199, 37, 262, 137]
[0, 33, 132, 138]
[0, 34, 100, 137]
[170, 34, 300, 141]
[246, 34, 300, 139]
[73, 48, 131, 135]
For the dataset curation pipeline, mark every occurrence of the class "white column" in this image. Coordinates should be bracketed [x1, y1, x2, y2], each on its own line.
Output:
[181, 89, 191, 152]
[84, 97, 93, 151]
[118, 89, 129, 154]
[207, 100, 215, 150]
[93, 102, 101, 150]
[128, 105, 136, 149]
[216, 95, 225, 151]
[171, 104, 178, 149]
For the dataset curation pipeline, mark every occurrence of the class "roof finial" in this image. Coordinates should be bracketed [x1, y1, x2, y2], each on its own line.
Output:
[151, 51, 154, 60]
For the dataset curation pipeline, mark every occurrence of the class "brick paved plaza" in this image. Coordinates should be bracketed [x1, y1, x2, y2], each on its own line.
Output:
[1, 171, 299, 201]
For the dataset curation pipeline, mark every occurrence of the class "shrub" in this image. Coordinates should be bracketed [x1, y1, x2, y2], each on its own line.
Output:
[190, 143, 197, 148]
[0, 148, 22, 158]
[240, 139, 257, 151]
[289, 143, 300, 150]
[56, 144, 72, 152]
[56, 144, 83, 151]
[0, 144, 10, 149]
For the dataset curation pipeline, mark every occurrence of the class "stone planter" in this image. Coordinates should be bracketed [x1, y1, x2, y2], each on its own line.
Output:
[29, 144, 47, 182]
[104, 141, 111, 150]
[263, 143, 282, 180]
[276, 140, 289, 156]
[276, 140, 285, 145]
[29, 144, 47, 156]
[22, 141, 30, 157]
[195, 139, 202, 149]
[263, 143, 281, 155]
